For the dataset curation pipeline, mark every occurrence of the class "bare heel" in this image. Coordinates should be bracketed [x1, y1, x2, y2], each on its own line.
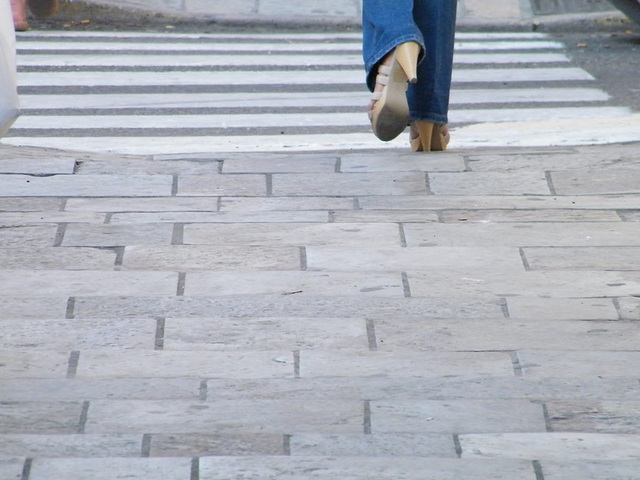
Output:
[411, 121, 450, 153]
[394, 42, 420, 84]
[411, 121, 435, 152]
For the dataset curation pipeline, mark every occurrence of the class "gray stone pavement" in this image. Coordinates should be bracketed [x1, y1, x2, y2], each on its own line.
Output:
[1, 139, 640, 479]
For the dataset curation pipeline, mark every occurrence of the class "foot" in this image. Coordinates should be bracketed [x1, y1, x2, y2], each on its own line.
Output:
[27, 0, 59, 18]
[367, 42, 420, 142]
[366, 51, 394, 117]
[410, 122, 450, 152]
[11, 0, 29, 31]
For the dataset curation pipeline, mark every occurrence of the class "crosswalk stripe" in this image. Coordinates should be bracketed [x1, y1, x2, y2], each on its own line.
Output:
[17, 32, 552, 40]
[17, 52, 570, 68]
[16, 40, 564, 53]
[17, 88, 609, 111]
[17, 68, 594, 87]
[6, 31, 633, 153]
[13, 107, 631, 130]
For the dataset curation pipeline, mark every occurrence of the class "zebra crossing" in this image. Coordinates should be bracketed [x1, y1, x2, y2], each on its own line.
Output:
[5, 30, 636, 154]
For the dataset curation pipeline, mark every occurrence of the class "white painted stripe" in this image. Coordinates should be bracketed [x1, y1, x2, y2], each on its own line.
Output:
[18, 88, 609, 111]
[455, 33, 550, 40]
[17, 68, 593, 87]
[13, 107, 630, 130]
[17, 31, 549, 41]
[7, 112, 640, 154]
[454, 53, 568, 64]
[17, 41, 365, 53]
[17, 54, 366, 68]
[15, 40, 562, 53]
[453, 113, 640, 148]
[16, 52, 569, 68]
[1, 133, 410, 154]
[17, 31, 366, 41]
[455, 41, 564, 50]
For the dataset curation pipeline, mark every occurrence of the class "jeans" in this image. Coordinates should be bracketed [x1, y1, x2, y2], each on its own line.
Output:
[362, 0, 457, 124]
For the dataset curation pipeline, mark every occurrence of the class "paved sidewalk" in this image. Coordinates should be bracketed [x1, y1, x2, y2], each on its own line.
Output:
[1, 139, 640, 479]
[74, 0, 624, 28]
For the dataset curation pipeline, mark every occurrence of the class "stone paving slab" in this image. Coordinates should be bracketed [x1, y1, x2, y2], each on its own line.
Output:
[28, 457, 192, 480]
[403, 222, 640, 247]
[0, 350, 69, 379]
[620, 210, 640, 221]
[289, 433, 457, 457]
[148, 433, 285, 457]
[0, 270, 178, 296]
[370, 399, 546, 434]
[110, 210, 329, 224]
[506, 297, 619, 320]
[64, 197, 221, 213]
[162, 317, 369, 351]
[0, 318, 156, 350]
[85, 399, 364, 434]
[551, 166, 640, 195]
[0, 297, 67, 319]
[542, 460, 640, 480]
[77, 158, 220, 175]
[306, 246, 524, 271]
[183, 223, 403, 247]
[272, 172, 430, 196]
[428, 171, 551, 195]
[0, 175, 173, 197]
[198, 457, 538, 480]
[0, 211, 107, 226]
[519, 351, 640, 378]
[0, 434, 142, 457]
[62, 223, 175, 247]
[122, 245, 301, 271]
[330, 209, 440, 223]
[618, 296, 640, 320]
[407, 270, 640, 298]
[221, 154, 338, 174]
[0, 247, 117, 270]
[0, 401, 84, 434]
[524, 246, 640, 270]
[219, 196, 356, 212]
[357, 194, 640, 210]
[182, 271, 404, 297]
[547, 400, 640, 433]
[339, 152, 466, 173]
[177, 174, 267, 196]
[75, 350, 295, 379]
[438, 208, 622, 223]
[374, 318, 640, 351]
[0, 158, 76, 175]
[465, 150, 637, 172]
[459, 433, 640, 460]
[0, 379, 202, 402]
[0, 198, 61, 211]
[0, 225, 58, 248]
[0, 457, 23, 480]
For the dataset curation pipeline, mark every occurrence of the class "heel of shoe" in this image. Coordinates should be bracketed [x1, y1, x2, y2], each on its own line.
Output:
[411, 121, 434, 152]
[394, 42, 420, 84]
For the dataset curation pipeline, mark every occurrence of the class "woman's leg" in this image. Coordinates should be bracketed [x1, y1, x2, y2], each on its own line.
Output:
[11, 0, 29, 31]
[408, 0, 458, 125]
[362, 0, 425, 93]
